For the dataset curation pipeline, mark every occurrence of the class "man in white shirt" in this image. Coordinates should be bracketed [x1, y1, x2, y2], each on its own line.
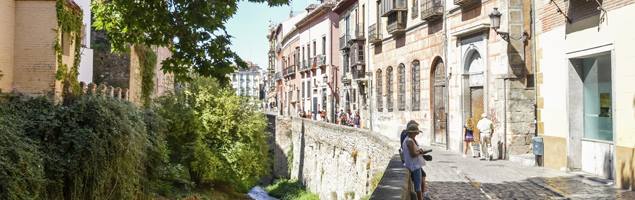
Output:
[476, 113, 494, 161]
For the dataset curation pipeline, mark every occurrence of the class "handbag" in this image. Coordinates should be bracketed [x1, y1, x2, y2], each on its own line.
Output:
[422, 155, 432, 161]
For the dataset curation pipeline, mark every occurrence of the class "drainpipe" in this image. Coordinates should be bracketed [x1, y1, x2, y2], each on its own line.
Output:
[531, 0, 540, 166]
[367, 0, 373, 131]
[443, 0, 449, 150]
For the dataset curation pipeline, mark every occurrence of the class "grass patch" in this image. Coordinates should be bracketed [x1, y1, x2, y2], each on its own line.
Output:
[265, 179, 320, 200]
[370, 170, 385, 192]
[155, 181, 252, 200]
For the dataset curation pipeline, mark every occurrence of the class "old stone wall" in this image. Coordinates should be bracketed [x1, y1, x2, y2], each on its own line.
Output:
[277, 116, 398, 200]
[91, 29, 131, 90]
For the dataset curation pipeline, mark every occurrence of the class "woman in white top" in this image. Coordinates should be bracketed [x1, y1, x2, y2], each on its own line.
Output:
[403, 124, 431, 200]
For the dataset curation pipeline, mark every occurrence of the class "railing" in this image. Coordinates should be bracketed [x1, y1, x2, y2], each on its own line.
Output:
[317, 55, 326, 67]
[274, 72, 281, 80]
[355, 24, 364, 38]
[386, 11, 407, 35]
[454, 0, 476, 5]
[339, 36, 347, 50]
[368, 24, 382, 43]
[421, 0, 443, 20]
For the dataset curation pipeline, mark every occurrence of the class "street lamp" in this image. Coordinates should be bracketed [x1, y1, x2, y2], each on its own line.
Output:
[489, 7, 528, 42]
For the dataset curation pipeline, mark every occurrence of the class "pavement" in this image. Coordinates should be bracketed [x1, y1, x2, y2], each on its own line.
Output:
[421, 145, 635, 200]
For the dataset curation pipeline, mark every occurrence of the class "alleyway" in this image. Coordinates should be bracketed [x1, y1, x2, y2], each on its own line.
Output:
[421, 146, 635, 200]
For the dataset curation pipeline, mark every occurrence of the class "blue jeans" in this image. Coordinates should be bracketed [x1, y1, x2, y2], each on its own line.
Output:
[410, 168, 426, 192]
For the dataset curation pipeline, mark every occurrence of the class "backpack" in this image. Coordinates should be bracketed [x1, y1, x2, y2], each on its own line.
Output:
[399, 129, 408, 163]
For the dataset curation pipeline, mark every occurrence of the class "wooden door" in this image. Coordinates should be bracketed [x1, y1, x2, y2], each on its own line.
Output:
[470, 87, 484, 143]
[433, 61, 446, 144]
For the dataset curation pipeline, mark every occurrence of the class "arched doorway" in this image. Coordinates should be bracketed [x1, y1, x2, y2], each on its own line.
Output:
[432, 59, 446, 145]
[466, 51, 484, 143]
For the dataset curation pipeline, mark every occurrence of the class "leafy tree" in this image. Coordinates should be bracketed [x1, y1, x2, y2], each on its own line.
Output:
[91, 0, 289, 84]
[155, 76, 271, 190]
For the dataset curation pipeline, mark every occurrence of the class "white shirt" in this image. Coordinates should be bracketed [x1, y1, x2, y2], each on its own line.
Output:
[477, 118, 494, 135]
[402, 137, 426, 172]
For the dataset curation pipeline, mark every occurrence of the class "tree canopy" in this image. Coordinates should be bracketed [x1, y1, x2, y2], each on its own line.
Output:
[91, 0, 289, 84]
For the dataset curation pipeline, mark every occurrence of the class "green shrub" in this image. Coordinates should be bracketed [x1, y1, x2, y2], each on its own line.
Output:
[155, 75, 271, 192]
[265, 179, 319, 200]
[0, 94, 167, 200]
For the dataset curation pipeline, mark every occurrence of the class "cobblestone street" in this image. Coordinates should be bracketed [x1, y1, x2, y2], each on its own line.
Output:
[421, 146, 635, 200]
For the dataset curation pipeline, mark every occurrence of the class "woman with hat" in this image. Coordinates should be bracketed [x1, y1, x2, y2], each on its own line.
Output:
[403, 124, 431, 199]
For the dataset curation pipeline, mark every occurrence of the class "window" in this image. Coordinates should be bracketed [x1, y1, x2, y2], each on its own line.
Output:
[412, 61, 420, 111]
[376, 70, 383, 111]
[313, 41, 316, 56]
[346, 16, 351, 42]
[387, 67, 393, 112]
[322, 37, 326, 55]
[398, 64, 405, 111]
[302, 82, 305, 98]
[412, 0, 418, 19]
[308, 79, 311, 98]
[307, 43, 311, 62]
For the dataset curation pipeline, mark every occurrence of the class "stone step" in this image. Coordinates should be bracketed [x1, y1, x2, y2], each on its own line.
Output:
[509, 153, 537, 167]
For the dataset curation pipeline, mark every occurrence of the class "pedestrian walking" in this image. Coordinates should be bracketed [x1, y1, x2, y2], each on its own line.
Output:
[403, 124, 431, 200]
[340, 113, 348, 125]
[463, 118, 476, 158]
[477, 113, 495, 161]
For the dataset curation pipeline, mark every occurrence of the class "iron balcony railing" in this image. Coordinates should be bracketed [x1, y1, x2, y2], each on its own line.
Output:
[421, 0, 443, 20]
[368, 24, 382, 43]
[454, 0, 475, 5]
[274, 72, 281, 80]
[317, 55, 326, 66]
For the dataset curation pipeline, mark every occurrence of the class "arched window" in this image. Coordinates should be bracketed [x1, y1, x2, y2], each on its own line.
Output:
[412, 61, 420, 111]
[398, 64, 405, 111]
[387, 67, 393, 112]
[376, 69, 382, 111]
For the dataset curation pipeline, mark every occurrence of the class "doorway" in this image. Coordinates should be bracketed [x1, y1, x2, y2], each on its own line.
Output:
[567, 52, 614, 179]
[433, 59, 446, 144]
[465, 51, 484, 144]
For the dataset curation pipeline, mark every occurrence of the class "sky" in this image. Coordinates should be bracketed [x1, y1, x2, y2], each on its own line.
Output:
[226, 0, 322, 70]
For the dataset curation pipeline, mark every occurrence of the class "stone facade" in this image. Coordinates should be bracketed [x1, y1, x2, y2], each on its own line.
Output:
[274, 115, 398, 200]
[92, 29, 174, 106]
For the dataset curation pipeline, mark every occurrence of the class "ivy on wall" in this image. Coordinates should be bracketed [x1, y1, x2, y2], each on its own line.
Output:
[54, 0, 83, 102]
[135, 45, 158, 109]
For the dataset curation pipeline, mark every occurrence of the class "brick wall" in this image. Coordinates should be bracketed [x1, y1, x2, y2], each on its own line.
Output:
[12, 1, 61, 100]
[538, 0, 634, 34]
[0, 0, 14, 93]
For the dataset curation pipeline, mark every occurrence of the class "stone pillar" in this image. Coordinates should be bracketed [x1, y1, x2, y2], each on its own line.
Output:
[114, 87, 121, 98]
[87, 83, 96, 94]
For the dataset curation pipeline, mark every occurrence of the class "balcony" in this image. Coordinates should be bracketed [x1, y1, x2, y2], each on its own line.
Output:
[454, 0, 476, 5]
[274, 72, 281, 80]
[284, 66, 295, 77]
[368, 24, 382, 43]
[339, 36, 347, 50]
[317, 55, 326, 67]
[355, 24, 364, 38]
[387, 11, 407, 35]
[421, 0, 443, 20]
[380, 0, 407, 17]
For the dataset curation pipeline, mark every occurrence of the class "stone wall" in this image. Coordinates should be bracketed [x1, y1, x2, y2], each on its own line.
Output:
[274, 115, 399, 200]
[91, 29, 132, 90]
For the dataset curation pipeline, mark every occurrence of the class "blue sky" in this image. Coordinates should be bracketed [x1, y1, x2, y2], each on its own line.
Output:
[226, 0, 321, 69]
